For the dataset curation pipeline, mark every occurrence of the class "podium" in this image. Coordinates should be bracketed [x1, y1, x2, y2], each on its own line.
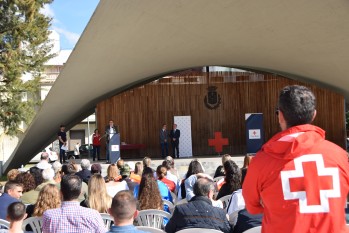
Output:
[108, 133, 121, 163]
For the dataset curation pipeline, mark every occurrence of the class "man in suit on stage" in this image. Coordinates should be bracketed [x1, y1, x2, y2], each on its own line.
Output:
[170, 124, 180, 158]
[160, 124, 169, 158]
[105, 120, 119, 163]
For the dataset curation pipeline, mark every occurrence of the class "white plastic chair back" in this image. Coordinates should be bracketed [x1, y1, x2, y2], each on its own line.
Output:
[175, 198, 188, 206]
[176, 228, 223, 233]
[170, 191, 177, 204]
[135, 209, 171, 229]
[228, 210, 239, 226]
[218, 194, 232, 211]
[0, 219, 10, 229]
[22, 216, 42, 233]
[136, 226, 166, 233]
[100, 213, 114, 229]
[163, 199, 175, 214]
[243, 226, 262, 233]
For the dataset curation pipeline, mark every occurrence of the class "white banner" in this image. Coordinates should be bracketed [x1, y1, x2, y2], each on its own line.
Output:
[174, 116, 193, 157]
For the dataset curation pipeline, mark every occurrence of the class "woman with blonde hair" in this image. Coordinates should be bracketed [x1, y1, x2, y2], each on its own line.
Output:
[105, 164, 128, 197]
[82, 174, 112, 213]
[26, 184, 61, 217]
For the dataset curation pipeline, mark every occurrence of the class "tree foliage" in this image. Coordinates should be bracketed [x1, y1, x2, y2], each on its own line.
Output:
[0, 0, 54, 135]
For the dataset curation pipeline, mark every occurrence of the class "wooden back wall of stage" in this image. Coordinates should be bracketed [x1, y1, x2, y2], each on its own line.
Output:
[96, 71, 345, 158]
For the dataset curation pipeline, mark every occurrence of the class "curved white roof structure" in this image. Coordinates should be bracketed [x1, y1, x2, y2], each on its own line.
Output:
[5, 0, 349, 171]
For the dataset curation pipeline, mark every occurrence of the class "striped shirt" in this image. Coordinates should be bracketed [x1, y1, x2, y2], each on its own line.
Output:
[42, 201, 106, 233]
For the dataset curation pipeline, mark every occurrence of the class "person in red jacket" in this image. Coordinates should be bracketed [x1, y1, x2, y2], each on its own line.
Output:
[92, 129, 101, 161]
[243, 85, 349, 233]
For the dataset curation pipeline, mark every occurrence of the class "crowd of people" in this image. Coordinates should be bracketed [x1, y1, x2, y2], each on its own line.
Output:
[0, 85, 348, 233]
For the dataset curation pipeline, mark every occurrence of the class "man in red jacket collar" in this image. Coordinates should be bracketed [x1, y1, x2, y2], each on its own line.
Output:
[243, 85, 349, 233]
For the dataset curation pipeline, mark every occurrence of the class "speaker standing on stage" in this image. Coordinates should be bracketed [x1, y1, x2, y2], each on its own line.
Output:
[170, 124, 180, 158]
[105, 120, 119, 163]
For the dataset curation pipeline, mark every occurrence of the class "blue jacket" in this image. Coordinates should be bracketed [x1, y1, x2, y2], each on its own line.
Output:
[0, 193, 20, 220]
[165, 196, 232, 233]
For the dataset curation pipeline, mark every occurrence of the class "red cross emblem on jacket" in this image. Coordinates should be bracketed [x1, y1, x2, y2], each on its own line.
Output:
[281, 154, 340, 213]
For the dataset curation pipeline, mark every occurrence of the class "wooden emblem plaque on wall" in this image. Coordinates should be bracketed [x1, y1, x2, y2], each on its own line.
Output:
[204, 86, 221, 109]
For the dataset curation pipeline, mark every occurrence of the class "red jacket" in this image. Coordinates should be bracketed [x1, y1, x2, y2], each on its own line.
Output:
[243, 124, 349, 233]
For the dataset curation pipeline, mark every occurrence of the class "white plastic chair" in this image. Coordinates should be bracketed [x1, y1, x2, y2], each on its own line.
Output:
[243, 226, 262, 233]
[22, 216, 42, 233]
[100, 213, 114, 229]
[136, 226, 166, 233]
[163, 199, 175, 214]
[170, 191, 177, 204]
[176, 228, 223, 233]
[0, 219, 10, 229]
[218, 194, 232, 211]
[228, 210, 239, 226]
[135, 209, 171, 229]
[175, 198, 188, 206]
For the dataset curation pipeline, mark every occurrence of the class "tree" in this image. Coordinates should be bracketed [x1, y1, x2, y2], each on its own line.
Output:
[0, 0, 54, 136]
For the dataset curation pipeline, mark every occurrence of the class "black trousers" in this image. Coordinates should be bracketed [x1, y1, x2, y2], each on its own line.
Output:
[171, 141, 179, 158]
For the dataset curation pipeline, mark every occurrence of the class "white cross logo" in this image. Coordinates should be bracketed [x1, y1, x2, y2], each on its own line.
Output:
[280, 154, 340, 213]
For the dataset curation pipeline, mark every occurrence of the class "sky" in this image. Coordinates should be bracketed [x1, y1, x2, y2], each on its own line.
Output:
[41, 0, 99, 50]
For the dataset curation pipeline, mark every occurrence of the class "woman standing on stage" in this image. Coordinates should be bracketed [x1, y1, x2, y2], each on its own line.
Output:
[92, 129, 101, 161]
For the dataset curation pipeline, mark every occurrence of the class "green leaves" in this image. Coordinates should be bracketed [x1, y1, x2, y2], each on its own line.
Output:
[0, 0, 54, 136]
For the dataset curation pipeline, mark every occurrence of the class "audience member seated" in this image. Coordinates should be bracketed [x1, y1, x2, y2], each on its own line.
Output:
[134, 167, 172, 203]
[26, 184, 61, 218]
[178, 159, 204, 200]
[142, 157, 153, 171]
[60, 163, 88, 202]
[29, 167, 44, 188]
[227, 188, 245, 219]
[162, 159, 178, 189]
[165, 178, 231, 233]
[213, 154, 231, 178]
[42, 175, 106, 233]
[116, 159, 124, 169]
[241, 155, 252, 186]
[75, 159, 92, 184]
[182, 160, 207, 201]
[36, 152, 52, 170]
[107, 190, 147, 233]
[6, 169, 20, 182]
[165, 156, 179, 178]
[35, 168, 56, 193]
[105, 164, 129, 197]
[0, 202, 30, 233]
[131, 162, 142, 184]
[81, 174, 111, 213]
[156, 165, 176, 192]
[0, 182, 23, 220]
[91, 163, 102, 175]
[16, 172, 37, 204]
[136, 168, 164, 211]
[216, 160, 241, 200]
[119, 165, 138, 192]
[52, 161, 62, 183]
[232, 209, 262, 233]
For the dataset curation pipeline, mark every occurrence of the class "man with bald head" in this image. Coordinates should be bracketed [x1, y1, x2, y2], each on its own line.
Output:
[36, 152, 52, 170]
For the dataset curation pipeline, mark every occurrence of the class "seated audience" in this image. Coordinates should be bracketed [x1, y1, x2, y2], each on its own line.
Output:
[116, 159, 124, 169]
[165, 178, 231, 233]
[16, 172, 37, 204]
[227, 188, 245, 219]
[142, 157, 152, 171]
[241, 155, 252, 185]
[81, 174, 111, 213]
[214, 154, 231, 178]
[42, 175, 106, 233]
[216, 160, 241, 200]
[233, 209, 263, 233]
[34, 168, 56, 193]
[136, 169, 163, 211]
[0, 202, 29, 233]
[26, 184, 61, 218]
[119, 165, 138, 192]
[107, 190, 147, 233]
[60, 163, 88, 202]
[156, 165, 176, 192]
[36, 152, 52, 170]
[52, 161, 62, 183]
[6, 169, 20, 182]
[181, 160, 205, 201]
[29, 167, 44, 188]
[105, 164, 129, 197]
[75, 159, 92, 184]
[91, 163, 102, 175]
[162, 159, 178, 188]
[164, 156, 179, 178]
[131, 162, 142, 183]
[0, 182, 23, 220]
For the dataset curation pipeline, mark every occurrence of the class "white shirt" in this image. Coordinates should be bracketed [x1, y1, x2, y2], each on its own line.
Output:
[227, 189, 245, 215]
[166, 171, 179, 191]
[36, 161, 52, 170]
[106, 180, 129, 197]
